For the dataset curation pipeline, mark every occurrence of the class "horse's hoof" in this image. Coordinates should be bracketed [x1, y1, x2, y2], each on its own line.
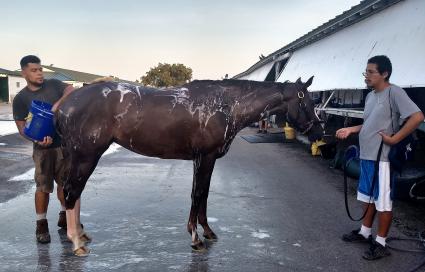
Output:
[203, 232, 218, 241]
[73, 246, 90, 257]
[191, 240, 207, 252]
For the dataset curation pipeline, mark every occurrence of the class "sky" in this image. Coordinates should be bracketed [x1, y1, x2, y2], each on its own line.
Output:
[1, 0, 361, 81]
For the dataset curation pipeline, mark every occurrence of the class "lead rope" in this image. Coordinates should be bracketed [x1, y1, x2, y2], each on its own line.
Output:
[344, 140, 383, 221]
[386, 232, 425, 272]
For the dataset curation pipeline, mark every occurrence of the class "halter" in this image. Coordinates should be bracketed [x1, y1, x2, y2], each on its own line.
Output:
[286, 89, 317, 135]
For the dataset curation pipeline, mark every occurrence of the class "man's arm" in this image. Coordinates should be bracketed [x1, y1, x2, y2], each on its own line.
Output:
[379, 111, 425, 145]
[52, 85, 75, 112]
[15, 120, 53, 147]
[335, 125, 362, 140]
[15, 120, 26, 137]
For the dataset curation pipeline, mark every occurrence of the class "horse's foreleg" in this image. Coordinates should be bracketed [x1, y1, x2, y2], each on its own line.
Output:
[187, 153, 216, 251]
[198, 195, 217, 241]
[66, 199, 89, 256]
[65, 154, 100, 256]
[197, 155, 217, 241]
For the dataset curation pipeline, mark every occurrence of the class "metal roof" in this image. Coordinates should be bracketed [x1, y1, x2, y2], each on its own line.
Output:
[43, 72, 73, 81]
[0, 68, 22, 77]
[277, 0, 425, 91]
[41, 65, 142, 86]
[233, 0, 404, 79]
[42, 65, 105, 83]
[237, 61, 275, 81]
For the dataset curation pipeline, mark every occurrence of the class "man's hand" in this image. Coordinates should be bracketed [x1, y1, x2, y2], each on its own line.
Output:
[52, 85, 75, 112]
[35, 136, 53, 147]
[336, 127, 352, 139]
[335, 125, 362, 140]
[51, 101, 60, 113]
[378, 132, 397, 145]
[379, 111, 424, 146]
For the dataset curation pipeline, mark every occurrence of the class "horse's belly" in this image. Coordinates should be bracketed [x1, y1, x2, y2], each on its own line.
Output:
[115, 137, 194, 160]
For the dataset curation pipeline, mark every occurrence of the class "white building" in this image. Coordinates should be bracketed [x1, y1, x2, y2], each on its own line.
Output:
[0, 68, 27, 103]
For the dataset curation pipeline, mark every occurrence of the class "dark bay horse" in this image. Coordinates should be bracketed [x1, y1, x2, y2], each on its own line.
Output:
[56, 78, 323, 255]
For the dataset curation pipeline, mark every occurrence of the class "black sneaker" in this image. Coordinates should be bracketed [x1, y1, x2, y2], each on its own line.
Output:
[36, 219, 51, 244]
[342, 229, 372, 243]
[363, 240, 391, 260]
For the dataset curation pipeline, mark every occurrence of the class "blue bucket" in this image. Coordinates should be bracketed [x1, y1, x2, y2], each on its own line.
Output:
[24, 100, 55, 141]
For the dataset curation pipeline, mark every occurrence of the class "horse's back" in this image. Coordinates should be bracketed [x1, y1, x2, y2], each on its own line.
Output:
[56, 80, 245, 159]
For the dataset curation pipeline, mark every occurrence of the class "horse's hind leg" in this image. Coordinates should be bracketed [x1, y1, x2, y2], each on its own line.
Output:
[64, 153, 101, 256]
[187, 153, 217, 251]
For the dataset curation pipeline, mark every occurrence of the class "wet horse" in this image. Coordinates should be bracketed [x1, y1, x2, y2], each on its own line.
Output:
[56, 77, 323, 255]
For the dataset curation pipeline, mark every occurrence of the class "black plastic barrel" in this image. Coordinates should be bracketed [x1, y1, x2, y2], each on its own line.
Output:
[345, 158, 360, 179]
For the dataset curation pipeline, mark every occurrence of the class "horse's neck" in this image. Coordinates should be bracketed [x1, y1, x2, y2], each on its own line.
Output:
[234, 88, 282, 129]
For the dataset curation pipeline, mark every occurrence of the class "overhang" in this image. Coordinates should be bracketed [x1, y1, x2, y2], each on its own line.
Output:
[238, 61, 275, 81]
[277, 0, 425, 91]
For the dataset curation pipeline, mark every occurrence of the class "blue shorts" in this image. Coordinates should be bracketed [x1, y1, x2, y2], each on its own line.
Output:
[358, 160, 380, 200]
[357, 159, 395, 212]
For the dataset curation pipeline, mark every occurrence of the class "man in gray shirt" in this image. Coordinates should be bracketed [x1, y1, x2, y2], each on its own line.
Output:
[336, 55, 424, 260]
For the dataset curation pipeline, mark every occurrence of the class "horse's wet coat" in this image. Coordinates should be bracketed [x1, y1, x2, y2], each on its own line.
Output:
[56, 78, 323, 252]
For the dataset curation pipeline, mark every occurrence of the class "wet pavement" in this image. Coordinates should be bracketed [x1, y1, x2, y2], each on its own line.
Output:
[0, 133, 33, 203]
[0, 102, 18, 137]
[0, 102, 13, 120]
[1, 129, 425, 271]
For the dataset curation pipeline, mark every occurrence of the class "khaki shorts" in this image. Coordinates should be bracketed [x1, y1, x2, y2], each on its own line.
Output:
[32, 147, 67, 193]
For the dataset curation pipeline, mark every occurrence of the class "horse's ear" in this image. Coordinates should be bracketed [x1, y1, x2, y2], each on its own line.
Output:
[304, 76, 314, 89]
[295, 77, 302, 84]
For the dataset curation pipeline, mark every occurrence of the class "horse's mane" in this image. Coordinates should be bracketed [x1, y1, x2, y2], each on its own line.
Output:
[186, 79, 291, 90]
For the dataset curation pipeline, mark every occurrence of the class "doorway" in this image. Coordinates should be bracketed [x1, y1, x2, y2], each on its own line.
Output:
[0, 77, 9, 102]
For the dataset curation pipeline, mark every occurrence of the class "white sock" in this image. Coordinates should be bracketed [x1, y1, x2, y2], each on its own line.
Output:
[376, 235, 386, 246]
[61, 206, 66, 212]
[359, 225, 372, 238]
[36, 213, 47, 221]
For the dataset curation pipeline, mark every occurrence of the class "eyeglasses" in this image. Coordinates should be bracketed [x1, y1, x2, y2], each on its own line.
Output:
[362, 70, 380, 77]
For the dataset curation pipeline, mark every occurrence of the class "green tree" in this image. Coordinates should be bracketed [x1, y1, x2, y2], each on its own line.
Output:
[141, 63, 192, 87]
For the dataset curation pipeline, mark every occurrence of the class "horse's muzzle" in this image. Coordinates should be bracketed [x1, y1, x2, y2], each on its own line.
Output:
[306, 122, 324, 142]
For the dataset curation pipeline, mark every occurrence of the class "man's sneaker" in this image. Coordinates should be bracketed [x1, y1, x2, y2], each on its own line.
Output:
[342, 229, 372, 243]
[36, 219, 51, 244]
[363, 240, 391, 260]
[58, 211, 67, 229]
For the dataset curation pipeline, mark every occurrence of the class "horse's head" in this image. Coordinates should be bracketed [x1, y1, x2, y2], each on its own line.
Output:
[270, 76, 323, 142]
